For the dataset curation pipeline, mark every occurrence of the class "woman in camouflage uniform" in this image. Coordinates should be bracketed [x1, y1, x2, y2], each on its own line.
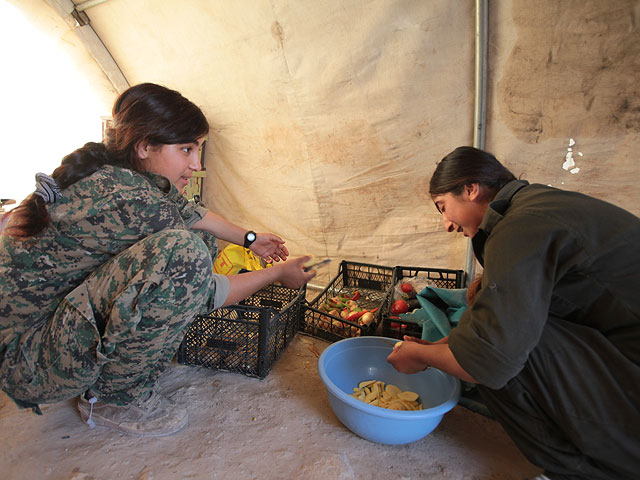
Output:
[0, 83, 315, 437]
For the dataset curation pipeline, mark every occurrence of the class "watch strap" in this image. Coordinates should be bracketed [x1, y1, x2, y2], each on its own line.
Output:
[243, 230, 256, 249]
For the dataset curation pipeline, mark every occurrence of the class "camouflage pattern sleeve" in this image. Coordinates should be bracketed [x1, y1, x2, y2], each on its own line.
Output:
[145, 171, 209, 228]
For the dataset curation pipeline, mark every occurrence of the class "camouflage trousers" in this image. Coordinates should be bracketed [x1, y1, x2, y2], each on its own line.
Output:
[6, 229, 214, 407]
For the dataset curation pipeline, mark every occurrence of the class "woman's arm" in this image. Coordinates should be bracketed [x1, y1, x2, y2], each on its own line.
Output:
[192, 210, 288, 262]
[387, 336, 478, 383]
[191, 210, 250, 244]
[221, 255, 315, 306]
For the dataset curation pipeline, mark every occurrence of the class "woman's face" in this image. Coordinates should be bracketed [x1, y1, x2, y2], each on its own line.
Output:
[137, 137, 206, 192]
[432, 184, 488, 238]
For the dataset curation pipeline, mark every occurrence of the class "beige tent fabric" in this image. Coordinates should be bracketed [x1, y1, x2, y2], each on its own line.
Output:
[487, 0, 640, 218]
[10, 0, 640, 283]
[86, 0, 476, 281]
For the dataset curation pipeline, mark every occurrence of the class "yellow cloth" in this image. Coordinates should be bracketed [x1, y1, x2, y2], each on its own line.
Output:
[213, 244, 265, 275]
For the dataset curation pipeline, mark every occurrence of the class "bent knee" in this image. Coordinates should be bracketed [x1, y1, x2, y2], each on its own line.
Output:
[150, 229, 212, 279]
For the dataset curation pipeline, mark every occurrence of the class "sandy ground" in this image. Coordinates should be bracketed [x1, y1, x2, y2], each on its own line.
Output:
[0, 335, 542, 480]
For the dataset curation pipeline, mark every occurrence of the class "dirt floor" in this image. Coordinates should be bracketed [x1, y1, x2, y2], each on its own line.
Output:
[0, 335, 542, 480]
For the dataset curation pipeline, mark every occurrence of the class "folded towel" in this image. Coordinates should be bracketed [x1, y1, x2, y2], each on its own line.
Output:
[399, 287, 468, 341]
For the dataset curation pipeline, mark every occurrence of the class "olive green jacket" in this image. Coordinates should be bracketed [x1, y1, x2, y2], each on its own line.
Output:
[450, 180, 640, 389]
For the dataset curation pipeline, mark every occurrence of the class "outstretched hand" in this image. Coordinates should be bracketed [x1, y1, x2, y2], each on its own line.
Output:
[250, 233, 289, 263]
[223, 254, 316, 307]
[274, 255, 316, 289]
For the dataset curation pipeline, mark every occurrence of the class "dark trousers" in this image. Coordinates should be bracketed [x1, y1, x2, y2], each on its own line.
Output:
[478, 317, 640, 480]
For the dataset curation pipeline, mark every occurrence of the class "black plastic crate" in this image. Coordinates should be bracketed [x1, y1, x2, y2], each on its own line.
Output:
[302, 260, 394, 342]
[177, 284, 305, 378]
[382, 266, 465, 340]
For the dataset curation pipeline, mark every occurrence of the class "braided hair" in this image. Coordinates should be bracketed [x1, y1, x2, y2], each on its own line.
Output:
[4, 83, 209, 238]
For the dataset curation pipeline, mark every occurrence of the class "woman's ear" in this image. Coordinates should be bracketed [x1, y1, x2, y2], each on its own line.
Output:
[135, 139, 150, 160]
[465, 183, 482, 201]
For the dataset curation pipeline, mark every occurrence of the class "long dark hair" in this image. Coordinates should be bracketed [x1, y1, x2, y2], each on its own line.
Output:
[429, 146, 517, 199]
[5, 83, 209, 238]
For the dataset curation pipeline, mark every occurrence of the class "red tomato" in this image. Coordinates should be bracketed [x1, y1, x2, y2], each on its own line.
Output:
[391, 299, 409, 314]
[400, 283, 414, 293]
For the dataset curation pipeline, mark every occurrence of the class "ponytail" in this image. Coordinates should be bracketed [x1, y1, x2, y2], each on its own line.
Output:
[4, 142, 122, 238]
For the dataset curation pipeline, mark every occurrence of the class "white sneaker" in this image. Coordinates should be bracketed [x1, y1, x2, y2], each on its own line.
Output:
[77, 391, 188, 437]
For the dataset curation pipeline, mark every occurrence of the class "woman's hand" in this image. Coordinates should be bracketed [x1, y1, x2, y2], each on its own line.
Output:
[250, 233, 289, 263]
[223, 255, 315, 306]
[192, 212, 289, 262]
[271, 255, 316, 289]
[387, 337, 434, 374]
[404, 335, 449, 345]
[387, 335, 478, 383]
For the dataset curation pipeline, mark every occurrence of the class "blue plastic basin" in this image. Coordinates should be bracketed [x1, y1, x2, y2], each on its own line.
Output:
[318, 336, 461, 445]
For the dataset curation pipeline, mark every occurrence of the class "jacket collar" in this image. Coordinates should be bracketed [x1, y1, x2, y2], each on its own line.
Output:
[471, 180, 529, 266]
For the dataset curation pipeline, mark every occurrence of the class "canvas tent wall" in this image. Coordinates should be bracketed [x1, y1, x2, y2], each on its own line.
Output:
[7, 0, 640, 284]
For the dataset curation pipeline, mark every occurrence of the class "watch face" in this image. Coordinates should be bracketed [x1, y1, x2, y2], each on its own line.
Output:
[247, 232, 256, 242]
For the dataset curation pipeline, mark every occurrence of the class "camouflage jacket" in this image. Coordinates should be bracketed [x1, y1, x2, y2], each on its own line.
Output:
[0, 165, 228, 381]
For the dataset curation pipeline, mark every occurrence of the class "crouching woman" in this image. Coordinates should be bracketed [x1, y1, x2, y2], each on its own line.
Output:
[0, 83, 315, 437]
[388, 146, 640, 479]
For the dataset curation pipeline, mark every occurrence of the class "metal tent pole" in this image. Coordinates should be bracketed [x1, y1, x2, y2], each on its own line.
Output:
[46, 0, 129, 93]
[465, 0, 488, 286]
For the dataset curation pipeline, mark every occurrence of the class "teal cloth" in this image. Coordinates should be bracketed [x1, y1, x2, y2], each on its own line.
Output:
[399, 287, 468, 341]
[398, 286, 493, 418]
